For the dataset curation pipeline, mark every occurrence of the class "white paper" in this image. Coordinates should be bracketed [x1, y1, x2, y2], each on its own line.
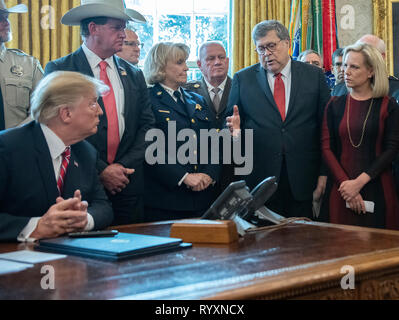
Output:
[0, 259, 33, 275]
[0, 250, 66, 264]
[345, 200, 375, 213]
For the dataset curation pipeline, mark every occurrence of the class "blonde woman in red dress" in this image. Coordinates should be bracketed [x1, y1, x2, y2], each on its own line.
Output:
[321, 43, 399, 229]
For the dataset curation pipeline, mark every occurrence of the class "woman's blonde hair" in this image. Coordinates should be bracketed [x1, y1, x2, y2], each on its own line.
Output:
[343, 43, 389, 98]
[143, 42, 190, 85]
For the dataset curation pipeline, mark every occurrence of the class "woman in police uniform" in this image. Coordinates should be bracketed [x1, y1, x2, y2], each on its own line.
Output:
[143, 42, 219, 222]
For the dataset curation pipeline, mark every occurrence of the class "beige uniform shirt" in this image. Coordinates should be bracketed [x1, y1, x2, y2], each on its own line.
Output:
[0, 44, 44, 129]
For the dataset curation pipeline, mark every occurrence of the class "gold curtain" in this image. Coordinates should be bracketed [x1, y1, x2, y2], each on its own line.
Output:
[232, 0, 292, 74]
[5, 0, 81, 69]
[372, 0, 398, 76]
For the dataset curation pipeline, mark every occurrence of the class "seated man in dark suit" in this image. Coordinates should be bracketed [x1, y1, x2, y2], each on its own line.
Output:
[0, 71, 113, 242]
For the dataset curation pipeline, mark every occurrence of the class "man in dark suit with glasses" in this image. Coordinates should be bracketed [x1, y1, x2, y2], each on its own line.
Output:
[117, 28, 143, 66]
[227, 20, 331, 219]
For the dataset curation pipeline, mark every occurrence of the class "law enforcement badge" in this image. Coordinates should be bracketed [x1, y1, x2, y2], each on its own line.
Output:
[10, 65, 24, 77]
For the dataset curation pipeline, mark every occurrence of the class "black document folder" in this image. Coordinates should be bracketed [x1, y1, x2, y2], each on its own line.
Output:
[36, 232, 191, 261]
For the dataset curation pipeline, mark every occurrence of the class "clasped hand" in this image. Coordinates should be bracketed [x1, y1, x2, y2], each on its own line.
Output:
[100, 163, 135, 195]
[339, 173, 370, 214]
[30, 190, 88, 240]
[183, 173, 213, 192]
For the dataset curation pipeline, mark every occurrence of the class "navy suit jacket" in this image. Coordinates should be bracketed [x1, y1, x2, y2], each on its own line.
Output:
[0, 121, 113, 242]
[144, 84, 220, 212]
[44, 47, 155, 196]
[227, 60, 331, 201]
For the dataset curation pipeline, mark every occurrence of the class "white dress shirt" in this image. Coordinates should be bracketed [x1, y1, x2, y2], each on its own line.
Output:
[266, 59, 292, 116]
[17, 125, 94, 242]
[82, 43, 125, 139]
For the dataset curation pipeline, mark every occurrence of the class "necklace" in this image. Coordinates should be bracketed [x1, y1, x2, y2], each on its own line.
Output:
[346, 95, 374, 148]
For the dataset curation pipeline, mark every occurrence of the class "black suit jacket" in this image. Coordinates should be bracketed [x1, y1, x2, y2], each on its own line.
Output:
[144, 84, 220, 212]
[332, 76, 399, 97]
[0, 122, 113, 242]
[44, 47, 155, 196]
[185, 76, 232, 129]
[227, 60, 331, 201]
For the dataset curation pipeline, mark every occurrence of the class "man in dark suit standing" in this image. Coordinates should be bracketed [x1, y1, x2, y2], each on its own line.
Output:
[0, 71, 113, 242]
[227, 20, 331, 218]
[185, 41, 233, 194]
[45, 0, 155, 225]
[186, 41, 232, 129]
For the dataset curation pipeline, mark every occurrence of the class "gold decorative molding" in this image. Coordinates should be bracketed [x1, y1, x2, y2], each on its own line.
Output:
[374, 0, 399, 75]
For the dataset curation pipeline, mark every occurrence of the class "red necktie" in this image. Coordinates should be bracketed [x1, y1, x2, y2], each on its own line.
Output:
[274, 73, 286, 121]
[57, 147, 71, 196]
[99, 60, 120, 164]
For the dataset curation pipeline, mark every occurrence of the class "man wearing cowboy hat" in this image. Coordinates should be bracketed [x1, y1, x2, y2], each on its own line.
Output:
[45, 0, 154, 225]
[0, 0, 43, 131]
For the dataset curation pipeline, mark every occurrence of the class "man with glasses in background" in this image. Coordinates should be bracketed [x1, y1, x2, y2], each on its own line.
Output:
[226, 20, 330, 219]
[116, 28, 143, 66]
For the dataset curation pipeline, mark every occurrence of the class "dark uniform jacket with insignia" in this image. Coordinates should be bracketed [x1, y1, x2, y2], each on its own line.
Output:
[144, 83, 220, 213]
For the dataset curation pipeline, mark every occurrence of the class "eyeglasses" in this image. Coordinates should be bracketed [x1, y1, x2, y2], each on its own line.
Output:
[124, 41, 144, 49]
[255, 39, 283, 54]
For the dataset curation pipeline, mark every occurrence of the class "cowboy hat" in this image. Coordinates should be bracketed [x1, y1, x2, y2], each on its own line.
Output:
[61, 0, 146, 26]
[0, 0, 28, 14]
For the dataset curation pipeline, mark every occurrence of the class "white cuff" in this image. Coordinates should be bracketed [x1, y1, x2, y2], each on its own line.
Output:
[85, 213, 95, 231]
[17, 217, 40, 242]
[178, 173, 189, 186]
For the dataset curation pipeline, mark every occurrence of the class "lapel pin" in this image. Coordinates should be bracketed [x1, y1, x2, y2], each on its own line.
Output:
[195, 104, 202, 111]
[74, 161, 79, 167]
[119, 67, 127, 76]
[157, 91, 162, 96]
[194, 84, 200, 88]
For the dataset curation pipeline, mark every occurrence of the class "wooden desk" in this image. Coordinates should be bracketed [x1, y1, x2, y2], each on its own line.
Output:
[2, 221, 399, 300]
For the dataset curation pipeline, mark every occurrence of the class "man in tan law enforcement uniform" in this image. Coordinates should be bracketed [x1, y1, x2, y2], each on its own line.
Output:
[0, 1, 43, 130]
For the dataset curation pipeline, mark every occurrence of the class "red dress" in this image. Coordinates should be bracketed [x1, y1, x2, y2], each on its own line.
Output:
[321, 94, 399, 229]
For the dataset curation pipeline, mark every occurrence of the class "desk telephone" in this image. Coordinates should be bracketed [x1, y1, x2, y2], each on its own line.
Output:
[202, 177, 286, 229]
